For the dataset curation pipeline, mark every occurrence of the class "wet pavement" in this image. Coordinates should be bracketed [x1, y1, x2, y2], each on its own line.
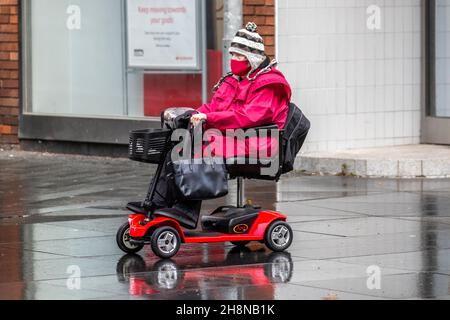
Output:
[1, 151, 450, 300]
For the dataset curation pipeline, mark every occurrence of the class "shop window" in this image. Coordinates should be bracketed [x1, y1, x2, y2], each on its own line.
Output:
[25, 0, 224, 119]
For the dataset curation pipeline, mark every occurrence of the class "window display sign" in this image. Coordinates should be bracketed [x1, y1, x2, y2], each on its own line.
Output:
[126, 0, 201, 70]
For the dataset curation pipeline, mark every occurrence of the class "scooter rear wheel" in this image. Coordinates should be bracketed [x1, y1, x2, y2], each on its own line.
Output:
[151, 226, 181, 259]
[264, 221, 293, 252]
[116, 223, 144, 254]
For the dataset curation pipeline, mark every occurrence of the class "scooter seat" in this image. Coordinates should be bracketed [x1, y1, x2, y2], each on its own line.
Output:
[201, 207, 260, 234]
[153, 208, 198, 230]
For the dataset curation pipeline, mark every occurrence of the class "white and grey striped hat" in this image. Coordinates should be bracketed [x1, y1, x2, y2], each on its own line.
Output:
[229, 22, 266, 73]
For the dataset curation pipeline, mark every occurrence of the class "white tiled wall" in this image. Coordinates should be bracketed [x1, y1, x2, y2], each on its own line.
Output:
[277, 0, 422, 153]
[436, 0, 450, 117]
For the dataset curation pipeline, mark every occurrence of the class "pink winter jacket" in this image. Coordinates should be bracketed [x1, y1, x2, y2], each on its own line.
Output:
[197, 68, 292, 158]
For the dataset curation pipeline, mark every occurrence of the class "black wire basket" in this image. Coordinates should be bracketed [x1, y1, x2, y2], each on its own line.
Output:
[128, 129, 172, 164]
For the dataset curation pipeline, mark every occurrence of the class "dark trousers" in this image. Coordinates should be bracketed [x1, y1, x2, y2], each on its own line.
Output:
[145, 154, 202, 223]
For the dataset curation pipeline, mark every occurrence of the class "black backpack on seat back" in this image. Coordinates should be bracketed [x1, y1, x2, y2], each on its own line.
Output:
[281, 103, 311, 174]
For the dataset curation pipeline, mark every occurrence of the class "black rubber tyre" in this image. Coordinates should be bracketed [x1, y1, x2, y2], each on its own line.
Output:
[151, 227, 181, 259]
[264, 221, 293, 252]
[230, 241, 250, 247]
[116, 223, 144, 254]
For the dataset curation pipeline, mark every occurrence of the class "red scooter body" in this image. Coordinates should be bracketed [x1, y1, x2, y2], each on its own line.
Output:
[116, 203, 293, 259]
[128, 210, 287, 244]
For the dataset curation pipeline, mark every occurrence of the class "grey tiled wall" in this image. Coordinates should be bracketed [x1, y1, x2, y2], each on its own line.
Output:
[277, 0, 422, 152]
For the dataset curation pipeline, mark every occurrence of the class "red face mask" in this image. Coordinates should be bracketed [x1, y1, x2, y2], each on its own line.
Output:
[231, 59, 251, 77]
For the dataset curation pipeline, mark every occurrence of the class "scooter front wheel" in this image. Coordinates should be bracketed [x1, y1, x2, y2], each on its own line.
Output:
[116, 223, 144, 254]
[151, 226, 181, 259]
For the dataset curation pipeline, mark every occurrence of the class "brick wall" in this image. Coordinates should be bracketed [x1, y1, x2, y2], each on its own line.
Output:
[0, 0, 19, 147]
[243, 0, 275, 58]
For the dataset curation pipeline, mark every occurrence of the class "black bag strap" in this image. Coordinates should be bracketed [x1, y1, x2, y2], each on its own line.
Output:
[188, 123, 220, 168]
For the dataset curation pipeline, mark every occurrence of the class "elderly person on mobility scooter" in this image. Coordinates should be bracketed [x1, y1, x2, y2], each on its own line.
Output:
[144, 22, 292, 226]
[118, 23, 310, 258]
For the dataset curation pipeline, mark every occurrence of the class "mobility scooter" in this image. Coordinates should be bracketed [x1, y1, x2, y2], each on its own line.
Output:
[116, 106, 306, 259]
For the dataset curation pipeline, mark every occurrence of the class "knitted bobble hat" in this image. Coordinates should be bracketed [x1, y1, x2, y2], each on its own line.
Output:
[229, 22, 266, 74]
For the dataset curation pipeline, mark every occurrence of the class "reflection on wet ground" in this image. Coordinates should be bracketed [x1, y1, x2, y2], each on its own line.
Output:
[1, 152, 450, 299]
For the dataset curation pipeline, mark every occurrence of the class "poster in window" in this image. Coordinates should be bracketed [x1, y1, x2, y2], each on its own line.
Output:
[126, 0, 200, 70]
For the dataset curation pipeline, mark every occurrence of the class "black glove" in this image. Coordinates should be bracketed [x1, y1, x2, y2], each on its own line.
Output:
[174, 110, 199, 129]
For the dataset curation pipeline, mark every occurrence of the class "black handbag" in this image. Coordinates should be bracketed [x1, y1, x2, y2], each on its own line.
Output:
[170, 125, 229, 201]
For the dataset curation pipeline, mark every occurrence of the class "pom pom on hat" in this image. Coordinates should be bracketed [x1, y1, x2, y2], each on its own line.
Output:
[246, 22, 258, 33]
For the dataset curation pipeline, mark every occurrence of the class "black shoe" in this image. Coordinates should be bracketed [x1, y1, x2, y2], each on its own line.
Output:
[126, 202, 148, 215]
[142, 200, 153, 211]
[173, 201, 201, 224]
[154, 202, 201, 230]
[142, 200, 167, 212]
